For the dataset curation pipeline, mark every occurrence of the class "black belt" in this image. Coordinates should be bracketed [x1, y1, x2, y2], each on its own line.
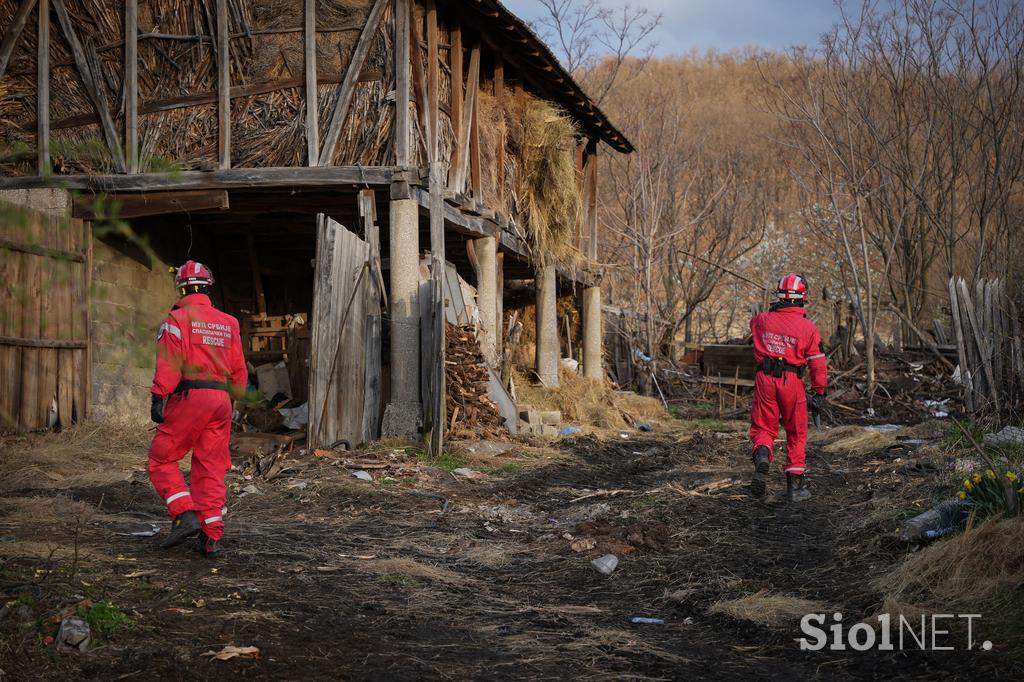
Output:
[758, 358, 805, 378]
[173, 379, 230, 395]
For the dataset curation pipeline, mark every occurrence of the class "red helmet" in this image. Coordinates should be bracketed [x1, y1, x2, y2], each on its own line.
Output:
[776, 273, 808, 301]
[174, 260, 215, 289]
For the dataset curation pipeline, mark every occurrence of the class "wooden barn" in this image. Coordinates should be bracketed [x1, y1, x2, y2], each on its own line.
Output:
[0, 0, 632, 452]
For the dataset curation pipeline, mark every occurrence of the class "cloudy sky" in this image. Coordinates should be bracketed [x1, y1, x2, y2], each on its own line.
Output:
[502, 0, 845, 55]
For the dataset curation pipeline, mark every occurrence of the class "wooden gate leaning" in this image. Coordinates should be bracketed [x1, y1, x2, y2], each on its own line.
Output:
[0, 203, 90, 433]
[307, 214, 382, 449]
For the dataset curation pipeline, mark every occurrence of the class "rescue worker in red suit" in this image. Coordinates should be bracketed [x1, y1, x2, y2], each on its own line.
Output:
[149, 261, 247, 556]
[749, 273, 827, 502]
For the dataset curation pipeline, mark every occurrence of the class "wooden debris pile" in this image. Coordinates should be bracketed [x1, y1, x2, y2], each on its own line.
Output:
[445, 323, 507, 440]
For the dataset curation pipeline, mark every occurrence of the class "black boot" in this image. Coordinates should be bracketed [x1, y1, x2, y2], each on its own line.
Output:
[787, 473, 811, 503]
[160, 510, 201, 548]
[196, 531, 221, 558]
[750, 446, 770, 497]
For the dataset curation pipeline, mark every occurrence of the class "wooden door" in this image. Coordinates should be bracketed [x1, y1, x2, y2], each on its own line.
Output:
[0, 203, 90, 433]
[307, 215, 380, 448]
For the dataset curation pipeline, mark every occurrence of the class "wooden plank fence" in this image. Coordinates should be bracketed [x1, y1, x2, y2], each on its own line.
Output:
[1, 202, 90, 432]
[948, 277, 1023, 412]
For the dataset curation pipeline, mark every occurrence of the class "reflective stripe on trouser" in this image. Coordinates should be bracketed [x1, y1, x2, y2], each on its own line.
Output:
[148, 389, 232, 538]
[749, 371, 809, 475]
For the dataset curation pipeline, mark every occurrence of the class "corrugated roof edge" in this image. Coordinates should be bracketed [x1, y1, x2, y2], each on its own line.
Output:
[473, 0, 635, 154]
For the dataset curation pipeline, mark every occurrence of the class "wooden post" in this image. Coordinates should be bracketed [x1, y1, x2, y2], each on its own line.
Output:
[426, 0, 438, 163]
[125, 0, 138, 173]
[453, 45, 479, 193]
[217, 0, 230, 169]
[318, 0, 387, 166]
[469, 48, 481, 198]
[52, 0, 125, 172]
[408, 0, 430, 160]
[494, 58, 505, 207]
[36, 0, 48, 175]
[360, 190, 383, 442]
[586, 140, 598, 261]
[0, 0, 37, 79]
[304, 0, 319, 166]
[427, 160, 446, 456]
[447, 25, 463, 186]
[393, 0, 410, 166]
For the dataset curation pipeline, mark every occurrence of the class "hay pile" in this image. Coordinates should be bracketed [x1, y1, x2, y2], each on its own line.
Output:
[708, 591, 830, 627]
[513, 366, 665, 430]
[877, 516, 1024, 605]
[511, 96, 582, 263]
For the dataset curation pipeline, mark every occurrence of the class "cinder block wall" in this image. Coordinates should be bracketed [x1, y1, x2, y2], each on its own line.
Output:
[90, 239, 177, 422]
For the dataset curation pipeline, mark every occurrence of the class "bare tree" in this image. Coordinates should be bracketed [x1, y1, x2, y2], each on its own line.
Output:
[532, 0, 662, 103]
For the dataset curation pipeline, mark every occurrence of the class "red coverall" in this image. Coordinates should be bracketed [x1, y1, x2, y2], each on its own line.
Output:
[149, 293, 247, 541]
[749, 306, 827, 475]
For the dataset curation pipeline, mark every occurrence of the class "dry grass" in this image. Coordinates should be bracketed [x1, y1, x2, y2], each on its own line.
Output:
[360, 557, 466, 585]
[708, 590, 830, 627]
[876, 516, 1024, 605]
[0, 418, 150, 492]
[507, 94, 582, 265]
[821, 429, 896, 456]
[513, 367, 667, 430]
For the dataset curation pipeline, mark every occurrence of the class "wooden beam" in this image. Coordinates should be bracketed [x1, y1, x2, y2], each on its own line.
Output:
[0, 335, 87, 350]
[469, 54, 481, 198]
[0, 166, 398, 192]
[125, 0, 139, 173]
[408, 0, 431, 160]
[33, 71, 368, 132]
[304, 0, 319, 166]
[427, 160, 446, 456]
[393, 0, 411, 166]
[426, 0, 439, 162]
[217, 0, 230, 169]
[0, 238, 85, 263]
[52, 0, 125, 172]
[36, 0, 48, 175]
[494, 58, 505, 207]
[586, 142, 598, 260]
[0, 0, 36, 79]
[317, 0, 388, 166]
[447, 24, 463, 187]
[71, 189, 229, 220]
[453, 45, 479, 193]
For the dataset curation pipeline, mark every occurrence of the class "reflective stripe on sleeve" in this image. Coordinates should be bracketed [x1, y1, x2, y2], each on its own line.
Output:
[202, 515, 223, 525]
[158, 322, 182, 340]
[807, 353, 825, 360]
[165, 491, 191, 505]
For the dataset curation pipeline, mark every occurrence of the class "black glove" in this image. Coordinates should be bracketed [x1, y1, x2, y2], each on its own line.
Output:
[809, 392, 826, 414]
[150, 395, 166, 424]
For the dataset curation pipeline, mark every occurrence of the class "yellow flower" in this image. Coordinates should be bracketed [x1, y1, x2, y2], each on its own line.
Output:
[964, 479, 974, 491]
[958, 491, 967, 500]
[1007, 472, 1018, 483]
[986, 469, 996, 480]
[973, 473, 983, 484]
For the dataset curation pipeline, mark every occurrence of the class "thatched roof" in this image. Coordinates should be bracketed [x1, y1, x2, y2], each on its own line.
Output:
[441, 0, 634, 154]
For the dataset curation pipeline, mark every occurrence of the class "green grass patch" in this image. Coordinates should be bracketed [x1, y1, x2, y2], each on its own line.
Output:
[379, 573, 419, 587]
[418, 450, 466, 472]
[76, 600, 133, 638]
[630, 493, 667, 510]
[488, 462, 522, 477]
[677, 418, 729, 431]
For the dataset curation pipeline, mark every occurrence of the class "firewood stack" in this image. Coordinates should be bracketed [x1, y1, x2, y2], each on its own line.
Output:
[445, 323, 508, 439]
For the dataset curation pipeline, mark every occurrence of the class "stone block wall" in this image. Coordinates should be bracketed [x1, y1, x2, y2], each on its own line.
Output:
[90, 238, 177, 423]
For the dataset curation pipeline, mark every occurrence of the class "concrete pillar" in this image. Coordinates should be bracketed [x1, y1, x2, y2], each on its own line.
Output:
[534, 262, 559, 387]
[381, 198, 422, 437]
[582, 285, 603, 380]
[474, 236, 497, 365]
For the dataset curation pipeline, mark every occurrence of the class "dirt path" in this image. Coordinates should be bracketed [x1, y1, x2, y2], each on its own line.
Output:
[0, 426, 1015, 680]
